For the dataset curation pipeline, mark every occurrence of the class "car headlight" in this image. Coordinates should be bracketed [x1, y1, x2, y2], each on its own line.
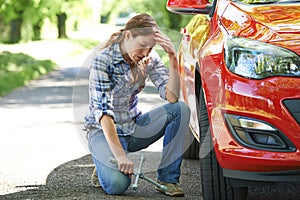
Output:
[224, 37, 300, 79]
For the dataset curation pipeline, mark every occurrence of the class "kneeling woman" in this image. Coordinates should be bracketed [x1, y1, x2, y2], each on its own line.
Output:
[84, 13, 190, 197]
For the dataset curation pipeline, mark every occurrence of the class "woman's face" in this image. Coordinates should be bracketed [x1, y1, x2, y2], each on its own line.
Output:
[123, 31, 156, 64]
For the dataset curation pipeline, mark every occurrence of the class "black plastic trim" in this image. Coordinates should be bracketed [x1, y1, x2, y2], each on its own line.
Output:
[223, 168, 300, 182]
[283, 99, 300, 126]
[209, 0, 218, 17]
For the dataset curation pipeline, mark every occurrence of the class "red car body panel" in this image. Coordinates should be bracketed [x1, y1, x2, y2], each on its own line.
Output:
[171, 0, 300, 174]
[220, 3, 300, 51]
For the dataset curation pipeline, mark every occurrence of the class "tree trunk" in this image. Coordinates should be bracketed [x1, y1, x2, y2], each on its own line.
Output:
[33, 23, 42, 41]
[57, 13, 67, 38]
[9, 18, 22, 43]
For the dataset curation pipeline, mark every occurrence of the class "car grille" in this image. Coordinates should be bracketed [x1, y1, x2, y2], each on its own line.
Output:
[283, 99, 300, 126]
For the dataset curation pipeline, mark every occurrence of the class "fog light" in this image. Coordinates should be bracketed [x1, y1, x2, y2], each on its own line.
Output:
[225, 114, 295, 152]
[239, 118, 275, 131]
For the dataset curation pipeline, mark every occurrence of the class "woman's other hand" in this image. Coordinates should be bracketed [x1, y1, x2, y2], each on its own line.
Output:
[116, 156, 134, 178]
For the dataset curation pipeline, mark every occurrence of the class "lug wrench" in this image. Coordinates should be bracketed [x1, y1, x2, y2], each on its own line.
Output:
[109, 154, 167, 191]
[132, 154, 145, 190]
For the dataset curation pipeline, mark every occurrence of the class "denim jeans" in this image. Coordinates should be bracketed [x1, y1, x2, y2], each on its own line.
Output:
[88, 101, 190, 195]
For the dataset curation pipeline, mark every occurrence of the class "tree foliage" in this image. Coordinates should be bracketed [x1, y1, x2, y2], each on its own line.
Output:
[102, 0, 192, 30]
[0, 0, 90, 43]
[0, 0, 192, 43]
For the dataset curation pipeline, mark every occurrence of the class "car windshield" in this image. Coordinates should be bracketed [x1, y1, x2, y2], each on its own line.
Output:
[235, 0, 300, 4]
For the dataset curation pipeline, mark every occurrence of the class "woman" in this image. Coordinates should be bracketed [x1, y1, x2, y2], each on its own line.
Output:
[84, 13, 190, 197]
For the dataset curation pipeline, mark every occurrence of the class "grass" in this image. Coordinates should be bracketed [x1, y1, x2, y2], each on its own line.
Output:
[70, 38, 100, 49]
[0, 51, 56, 97]
[0, 38, 99, 97]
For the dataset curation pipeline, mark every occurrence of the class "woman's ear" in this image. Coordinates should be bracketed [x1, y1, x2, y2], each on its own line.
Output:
[125, 30, 132, 40]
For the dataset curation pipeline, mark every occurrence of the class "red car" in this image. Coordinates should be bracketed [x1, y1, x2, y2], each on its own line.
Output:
[167, 0, 300, 199]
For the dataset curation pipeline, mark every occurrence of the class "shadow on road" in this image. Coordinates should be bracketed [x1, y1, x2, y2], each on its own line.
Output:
[0, 152, 201, 200]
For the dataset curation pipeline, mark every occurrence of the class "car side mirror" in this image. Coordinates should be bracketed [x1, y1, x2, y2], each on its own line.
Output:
[167, 0, 213, 15]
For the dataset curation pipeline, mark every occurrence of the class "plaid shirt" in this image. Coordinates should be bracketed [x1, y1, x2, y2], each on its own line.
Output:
[84, 43, 169, 136]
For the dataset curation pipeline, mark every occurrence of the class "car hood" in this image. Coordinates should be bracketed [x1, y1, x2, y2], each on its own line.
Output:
[220, 3, 300, 53]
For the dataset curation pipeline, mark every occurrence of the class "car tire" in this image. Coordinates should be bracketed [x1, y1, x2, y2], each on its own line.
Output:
[198, 88, 248, 200]
[183, 129, 199, 159]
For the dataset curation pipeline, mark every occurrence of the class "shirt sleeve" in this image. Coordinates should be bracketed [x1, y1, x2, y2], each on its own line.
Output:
[89, 52, 115, 124]
[147, 50, 169, 100]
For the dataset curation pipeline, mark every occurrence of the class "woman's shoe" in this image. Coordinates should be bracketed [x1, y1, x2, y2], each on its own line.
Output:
[91, 168, 101, 188]
[156, 180, 184, 197]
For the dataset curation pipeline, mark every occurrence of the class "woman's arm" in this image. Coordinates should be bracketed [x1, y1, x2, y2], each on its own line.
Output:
[154, 31, 180, 103]
[100, 115, 134, 176]
[166, 54, 180, 103]
[89, 53, 133, 176]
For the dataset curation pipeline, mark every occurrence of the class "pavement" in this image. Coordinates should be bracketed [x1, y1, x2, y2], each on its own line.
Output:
[0, 49, 202, 199]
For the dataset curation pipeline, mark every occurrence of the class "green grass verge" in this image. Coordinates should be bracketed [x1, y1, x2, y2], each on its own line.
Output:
[0, 51, 56, 97]
[69, 38, 100, 49]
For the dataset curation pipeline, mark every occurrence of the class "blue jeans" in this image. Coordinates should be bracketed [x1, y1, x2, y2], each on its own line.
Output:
[88, 101, 190, 195]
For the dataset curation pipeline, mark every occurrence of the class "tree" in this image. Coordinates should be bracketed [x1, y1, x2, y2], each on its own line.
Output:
[0, 0, 34, 43]
[100, 0, 120, 23]
[101, 0, 192, 30]
[49, 0, 91, 39]
[0, 0, 93, 42]
[50, 0, 70, 38]
[26, 0, 53, 41]
[57, 12, 67, 38]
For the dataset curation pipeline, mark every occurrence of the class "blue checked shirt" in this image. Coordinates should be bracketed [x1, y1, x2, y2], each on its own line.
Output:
[84, 43, 169, 136]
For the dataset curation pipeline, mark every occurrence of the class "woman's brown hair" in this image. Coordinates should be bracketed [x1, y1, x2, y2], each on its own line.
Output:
[103, 13, 158, 49]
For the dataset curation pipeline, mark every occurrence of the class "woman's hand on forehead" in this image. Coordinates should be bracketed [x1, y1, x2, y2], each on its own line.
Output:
[154, 30, 176, 56]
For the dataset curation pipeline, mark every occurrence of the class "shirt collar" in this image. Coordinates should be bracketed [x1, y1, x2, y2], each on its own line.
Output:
[111, 43, 124, 64]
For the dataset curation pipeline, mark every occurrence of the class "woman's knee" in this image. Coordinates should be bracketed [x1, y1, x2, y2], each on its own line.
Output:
[93, 157, 131, 195]
[171, 101, 190, 117]
[104, 172, 131, 195]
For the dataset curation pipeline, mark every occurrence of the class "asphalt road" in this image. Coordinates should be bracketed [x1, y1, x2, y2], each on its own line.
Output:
[1, 45, 300, 200]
